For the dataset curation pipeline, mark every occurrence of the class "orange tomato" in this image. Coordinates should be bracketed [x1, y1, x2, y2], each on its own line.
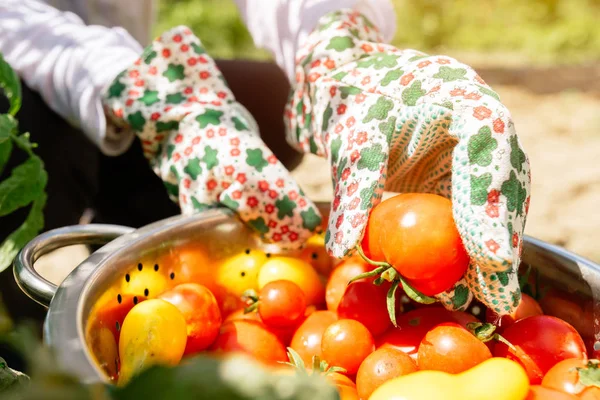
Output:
[290, 310, 338, 366]
[526, 385, 578, 399]
[356, 347, 418, 400]
[321, 319, 375, 375]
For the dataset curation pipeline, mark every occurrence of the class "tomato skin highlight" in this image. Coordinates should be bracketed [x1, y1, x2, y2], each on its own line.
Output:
[485, 293, 543, 329]
[210, 320, 287, 365]
[526, 385, 579, 400]
[321, 319, 375, 375]
[541, 358, 587, 395]
[363, 194, 470, 296]
[356, 347, 418, 400]
[493, 315, 587, 384]
[336, 280, 392, 337]
[257, 280, 307, 328]
[290, 310, 338, 366]
[417, 322, 492, 373]
[325, 257, 370, 312]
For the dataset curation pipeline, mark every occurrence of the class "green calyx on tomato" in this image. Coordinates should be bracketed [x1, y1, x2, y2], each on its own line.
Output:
[352, 245, 437, 327]
[467, 322, 516, 351]
[577, 360, 600, 389]
[283, 347, 346, 377]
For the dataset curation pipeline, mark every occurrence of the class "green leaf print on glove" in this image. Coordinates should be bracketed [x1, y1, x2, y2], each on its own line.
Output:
[285, 10, 530, 315]
[102, 26, 321, 250]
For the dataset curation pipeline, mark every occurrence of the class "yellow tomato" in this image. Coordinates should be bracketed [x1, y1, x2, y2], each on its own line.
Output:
[118, 299, 187, 386]
[258, 257, 325, 306]
[370, 358, 529, 400]
[299, 233, 333, 276]
[215, 249, 268, 297]
[120, 263, 168, 299]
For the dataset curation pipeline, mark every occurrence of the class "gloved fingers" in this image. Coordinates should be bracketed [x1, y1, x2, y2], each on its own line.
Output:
[465, 262, 521, 315]
[435, 277, 474, 312]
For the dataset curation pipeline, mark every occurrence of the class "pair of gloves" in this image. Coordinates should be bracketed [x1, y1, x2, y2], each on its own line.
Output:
[102, 10, 530, 315]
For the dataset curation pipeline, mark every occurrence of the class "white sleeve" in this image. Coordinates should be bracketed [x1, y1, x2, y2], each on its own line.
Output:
[233, 0, 397, 81]
[0, 0, 143, 155]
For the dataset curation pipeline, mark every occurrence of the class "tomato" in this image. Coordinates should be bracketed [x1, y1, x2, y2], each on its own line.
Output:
[120, 263, 168, 298]
[325, 257, 370, 312]
[258, 257, 325, 306]
[162, 245, 214, 288]
[356, 347, 418, 399]
[321, 319, 375, 375]
[377, 307, 479, 359]
[210, 320, 287, 365]
[93, 294, 146, 343]
[336, 386, 360, 400]
[417, 322, 491, 373]
[494, 315, 587, 384]
[526, 386, 578, 400]
[361, 194, 469, 296]
[224, 308, 262, 324]
[337, 280, 393, 337]
[299, 233, 333, 276]
[216, 249, 268, 297]
[539, 289, 593, 339]
[580, 388, 600, 400]
[486, 293, 543, 329]
[290, 310, 338, 366]
[118, 299, 187, 385]
[327, 372, 355, 389]
[158, 283, 222, 355]
[257, 280, 307, 328]
[542, 358, 600, 396]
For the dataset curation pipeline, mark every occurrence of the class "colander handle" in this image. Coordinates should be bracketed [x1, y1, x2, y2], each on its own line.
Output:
[13, 224, 134, 307]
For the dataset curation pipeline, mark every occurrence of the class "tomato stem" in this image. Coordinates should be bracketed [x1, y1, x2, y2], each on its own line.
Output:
[348, 266, 389, 285]
[243, 301, 259, 314]
[355, 245, 392, 268]
[397, 276, 437, 305]
[467, 322, 517, 352]
[386, 280, 401, 328]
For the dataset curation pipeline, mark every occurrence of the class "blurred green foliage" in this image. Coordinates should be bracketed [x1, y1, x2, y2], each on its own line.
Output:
[155, 0, 600, 65]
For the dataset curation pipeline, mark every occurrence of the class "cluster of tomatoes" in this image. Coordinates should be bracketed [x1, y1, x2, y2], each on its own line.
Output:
[86, 194, 599, 400]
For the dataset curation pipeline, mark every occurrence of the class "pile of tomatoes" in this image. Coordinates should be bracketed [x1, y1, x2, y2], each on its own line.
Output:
[86, 194, 599, 400]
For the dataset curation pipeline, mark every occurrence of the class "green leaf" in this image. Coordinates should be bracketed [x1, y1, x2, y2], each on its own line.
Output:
[286, 348, 307, 372]
[386, 280, 400, 327]
[0, 357, 29, 394]
[0, 54, 22, 115]
[0, 156, 47, 217]
[0, 117, 15, 176]
[0, 193, 46, 273]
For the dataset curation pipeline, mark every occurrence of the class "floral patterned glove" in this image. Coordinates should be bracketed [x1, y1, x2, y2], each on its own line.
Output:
[286, 10, 531, 315]
[102, 26, 322, 249]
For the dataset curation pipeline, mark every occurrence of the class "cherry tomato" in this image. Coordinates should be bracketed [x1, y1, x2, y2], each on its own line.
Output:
[361, 194, 469, 296]
[258, 257, 325, 306]
[327, 372, 355, 389]
[224, 308, 262, 324]
[257, 280, 307, 328]
[336, 386, 360, 400]
[93, 293, 146, 343]
[356, 347, 418, 400]
[321, 319, 375, 375]
[486, 293, 543, 329]
[216, 249, 268, 297]
[526, 385, 578, 400]
[377, 307, 479, 359]
[210, 320, 287, 365]
[158, 283, 222, 355]
[299, 233, 333, 276]
[417, 322, 491, 373]
[290, 310, 338, 366]
[337, 280, 393, 337]
[163, 244, 214, 288]
[120, 263, 168, 299]
[580, 387, 600, 400]
[325, 257, 370, 312]
[494, 315, 587, 384]
[542, 358, 596, 396]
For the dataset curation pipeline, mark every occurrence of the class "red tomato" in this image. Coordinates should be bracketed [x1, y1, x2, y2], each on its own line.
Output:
[539, 289, 593, 339]
[417, 322, 491, 373]
[356, 347, 418, 400]
[337, 280, 393, 337]
[223, 308, 262, 324]
[210, 320, 287, 365]
[361, 194, 469, 296]
[94, 294, 146, 343]
[326, 257, 370, 312]
[257, 280, 307, 328]
[542, 358, 600, 397]
[486, 293, 543, 329]
[321, 319, 375, 375]
[494, 315, 587, 384]
[159, 283, 222, 355]
[377, 307, 479, 359]
[290, 310, 338, 366]
[526, 386, 578, 400]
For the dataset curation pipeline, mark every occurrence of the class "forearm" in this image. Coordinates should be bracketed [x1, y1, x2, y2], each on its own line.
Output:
[0, 0, 141, 155]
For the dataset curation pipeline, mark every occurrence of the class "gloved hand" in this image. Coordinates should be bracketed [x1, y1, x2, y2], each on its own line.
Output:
[101, 26, 322, 249]
[286, 10, 531, 315]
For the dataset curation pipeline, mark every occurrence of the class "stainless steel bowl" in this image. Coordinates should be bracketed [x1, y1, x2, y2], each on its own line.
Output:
[13, 204, 600, 384]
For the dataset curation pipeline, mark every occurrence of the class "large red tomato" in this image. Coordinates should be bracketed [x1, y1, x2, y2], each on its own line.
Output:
[494, 315, 587, 384]
[361, 194, 469, 296]
[337, 280, 393, 337]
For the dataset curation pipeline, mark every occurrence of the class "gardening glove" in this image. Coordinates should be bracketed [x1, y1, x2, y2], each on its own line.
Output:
[286, 10, 531, 315]
[102, 26, 322, 249]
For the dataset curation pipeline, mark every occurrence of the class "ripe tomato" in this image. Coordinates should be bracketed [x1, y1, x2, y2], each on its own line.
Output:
[326, 372, 359, 400]
[526, 385, 578, 400]
[361, 194, 469, 296]
[224, 308, 262, 324]
[539, 289, 593, 339]
[580, 387, 600, 400]
[163, 244, 214, 288]
[158, 283, 222, 355]
[93, 293, 146, 343]
[258, 257, 325, 306]
[417, 322, 491, 373]
[337, 280, 393, 337]
[377, 307, 479, 359]
[494, 315, 587, 384]
[325, 257, 370, 312]
[257, 280, 307, 328]
[120, 263, 168, 298]
[321, 319, 375, 375]
[299, 233, 333, 276]
[210, 320, 287, 365]
[216, 249, 268, 297]
[290, 310, 338, 366]
[356, 347, 418, 400]
[542, 358, 598, 396]
[485, 293, 543, 329]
